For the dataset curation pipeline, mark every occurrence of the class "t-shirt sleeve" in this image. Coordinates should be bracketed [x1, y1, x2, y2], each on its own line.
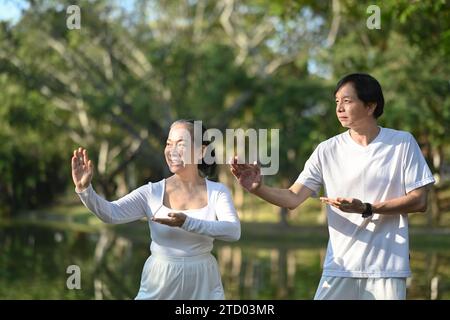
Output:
[295, 144, 323, 197]
[403, 133, 435, 194]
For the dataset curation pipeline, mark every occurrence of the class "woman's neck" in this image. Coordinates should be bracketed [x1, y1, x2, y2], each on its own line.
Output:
[170, 170, 204, 188]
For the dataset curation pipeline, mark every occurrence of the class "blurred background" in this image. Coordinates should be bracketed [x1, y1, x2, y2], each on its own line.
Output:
[0, 0, 449, 299]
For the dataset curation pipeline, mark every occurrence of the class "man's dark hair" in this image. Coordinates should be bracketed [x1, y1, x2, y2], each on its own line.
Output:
[334, 73, 384, 118]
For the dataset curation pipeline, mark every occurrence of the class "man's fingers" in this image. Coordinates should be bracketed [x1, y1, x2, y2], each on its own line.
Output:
[337, 197, 350, 203]
[230, 163, 239, 171]
[321, 197, 341, 207]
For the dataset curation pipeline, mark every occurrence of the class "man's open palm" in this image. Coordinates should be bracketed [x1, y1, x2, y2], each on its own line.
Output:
[230, 156, 262, 192]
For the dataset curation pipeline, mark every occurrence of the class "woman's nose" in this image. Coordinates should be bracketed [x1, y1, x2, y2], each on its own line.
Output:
[170, 147, 181, 156]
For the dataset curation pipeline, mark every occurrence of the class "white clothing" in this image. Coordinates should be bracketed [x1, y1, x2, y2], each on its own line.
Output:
[135, 252, 225, 300]
[296, 127, 434, 278]
[76, 178, 240, 299]
[314, 276, 406, 300]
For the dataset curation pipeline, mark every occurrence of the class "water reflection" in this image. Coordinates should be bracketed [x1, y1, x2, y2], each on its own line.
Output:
[0, 224, 448, 299]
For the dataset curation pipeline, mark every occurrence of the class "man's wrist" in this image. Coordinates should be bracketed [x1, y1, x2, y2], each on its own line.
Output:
[361, 202, 373, 218]
[361, 202, 367, 214]
[250, 181, 263, 194]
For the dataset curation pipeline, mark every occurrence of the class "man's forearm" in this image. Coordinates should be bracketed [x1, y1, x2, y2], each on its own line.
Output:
[372, 191, 428, 214]
[251, 184, 304, 210]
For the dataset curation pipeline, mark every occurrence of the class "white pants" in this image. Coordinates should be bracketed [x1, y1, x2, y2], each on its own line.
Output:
[314, 276, 406, 300]
[135, 252, 225, 300]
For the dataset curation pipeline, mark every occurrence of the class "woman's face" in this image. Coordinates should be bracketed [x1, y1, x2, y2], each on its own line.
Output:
[164, 123, 202, 174]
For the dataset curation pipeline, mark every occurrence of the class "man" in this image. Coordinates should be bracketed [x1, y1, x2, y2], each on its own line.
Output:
[230, 73, 435, 300]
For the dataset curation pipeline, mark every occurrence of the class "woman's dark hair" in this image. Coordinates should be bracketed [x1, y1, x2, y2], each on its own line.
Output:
[170, 119, 217, 179]
[334, 73, 384, 118]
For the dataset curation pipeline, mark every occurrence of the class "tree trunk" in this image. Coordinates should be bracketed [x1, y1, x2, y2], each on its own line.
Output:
[279, 206, 289, 227]
[278, 178, 290, 226]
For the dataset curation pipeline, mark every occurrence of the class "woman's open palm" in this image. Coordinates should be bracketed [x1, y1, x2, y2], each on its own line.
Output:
[71, 147, 93, 191]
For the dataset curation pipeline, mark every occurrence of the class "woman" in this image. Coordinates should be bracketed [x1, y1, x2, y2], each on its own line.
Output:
[71, 119, 241, 299]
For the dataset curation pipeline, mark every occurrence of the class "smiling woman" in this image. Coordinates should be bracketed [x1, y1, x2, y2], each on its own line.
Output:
[71, 119, 241, 300]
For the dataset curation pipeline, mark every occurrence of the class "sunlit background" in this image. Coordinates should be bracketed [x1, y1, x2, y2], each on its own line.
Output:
[0, 0, 449, 299]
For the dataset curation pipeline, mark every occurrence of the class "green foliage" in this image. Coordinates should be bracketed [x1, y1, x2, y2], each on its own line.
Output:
[0, 0, 448, 215]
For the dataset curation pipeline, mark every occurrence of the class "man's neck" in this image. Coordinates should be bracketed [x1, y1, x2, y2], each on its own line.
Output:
[349, 122, 380, 146]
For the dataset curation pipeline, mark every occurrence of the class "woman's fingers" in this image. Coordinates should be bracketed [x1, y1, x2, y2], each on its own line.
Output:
[83, 149, 89, 164]
[71, 154, 77, 169]
[87, 160, 93, 175]
[74, 148, 81, 164]
[72, 147, 89, 166]
[77, 147, 84, 164]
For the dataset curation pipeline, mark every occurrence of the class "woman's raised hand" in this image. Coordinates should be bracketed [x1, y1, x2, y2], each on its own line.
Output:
[71, 147, 94, 192]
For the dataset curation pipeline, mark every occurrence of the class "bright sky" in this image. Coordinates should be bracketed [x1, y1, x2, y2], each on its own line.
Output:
[0, 0, 136, 23]
[0, 0, 29, 23]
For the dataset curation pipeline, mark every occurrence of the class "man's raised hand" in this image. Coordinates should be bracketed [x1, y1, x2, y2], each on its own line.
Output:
[229, 156, 262, 193]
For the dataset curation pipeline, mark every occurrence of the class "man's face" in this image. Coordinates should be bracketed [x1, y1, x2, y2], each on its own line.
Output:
[335, 83, 375, 128]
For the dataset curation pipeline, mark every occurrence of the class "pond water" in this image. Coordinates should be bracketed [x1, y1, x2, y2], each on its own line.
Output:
[0, 222, 448, 299]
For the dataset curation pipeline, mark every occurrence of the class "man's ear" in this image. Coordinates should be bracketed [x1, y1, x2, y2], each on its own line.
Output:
[367, 102, 377, 116]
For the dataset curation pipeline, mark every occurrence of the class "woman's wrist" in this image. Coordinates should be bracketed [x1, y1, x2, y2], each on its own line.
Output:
[75, 184, 90, 193]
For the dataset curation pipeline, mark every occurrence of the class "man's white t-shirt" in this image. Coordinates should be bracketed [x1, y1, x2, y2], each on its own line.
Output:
[295, 127, 435, 278]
